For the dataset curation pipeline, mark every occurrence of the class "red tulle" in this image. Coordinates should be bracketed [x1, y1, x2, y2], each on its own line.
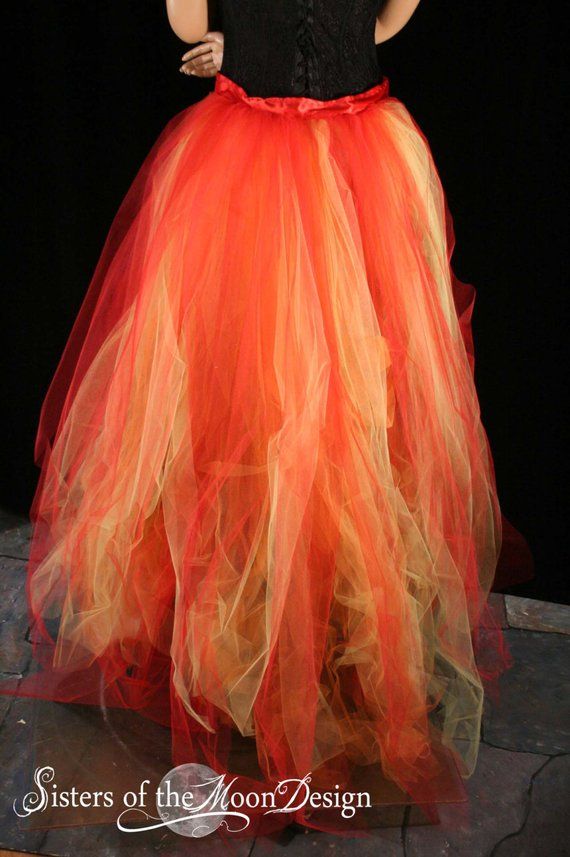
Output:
[3, 74, 532, 839]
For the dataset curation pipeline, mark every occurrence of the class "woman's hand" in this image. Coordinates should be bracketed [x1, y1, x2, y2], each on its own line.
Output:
[179, 31, 224, 77]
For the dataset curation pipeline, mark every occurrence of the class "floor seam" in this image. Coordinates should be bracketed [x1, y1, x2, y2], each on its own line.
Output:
[487, 755, 557, 857]
[480, 737, 568, 757]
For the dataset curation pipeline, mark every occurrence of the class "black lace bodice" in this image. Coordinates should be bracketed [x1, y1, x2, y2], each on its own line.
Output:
[217, 0, 382, 100]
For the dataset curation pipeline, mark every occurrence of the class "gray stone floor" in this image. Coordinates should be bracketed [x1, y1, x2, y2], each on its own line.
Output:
[0, 517, 568, 856]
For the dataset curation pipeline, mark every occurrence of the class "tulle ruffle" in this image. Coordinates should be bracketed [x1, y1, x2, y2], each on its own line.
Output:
[7, 75, 519, 835]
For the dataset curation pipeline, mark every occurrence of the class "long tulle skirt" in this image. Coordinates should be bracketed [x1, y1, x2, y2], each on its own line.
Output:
[18, 73, 510, 834]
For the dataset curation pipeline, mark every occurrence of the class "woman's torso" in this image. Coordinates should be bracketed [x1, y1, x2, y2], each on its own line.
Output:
[218, 0, 382, 100]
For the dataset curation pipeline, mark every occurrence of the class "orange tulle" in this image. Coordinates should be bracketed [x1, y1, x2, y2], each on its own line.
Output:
[6, 74, 520, 835]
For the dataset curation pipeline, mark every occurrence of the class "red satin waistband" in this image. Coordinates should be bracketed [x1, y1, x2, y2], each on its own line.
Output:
[214, 73, 390, 118]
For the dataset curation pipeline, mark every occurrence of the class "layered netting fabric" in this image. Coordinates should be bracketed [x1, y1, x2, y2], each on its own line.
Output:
[6, 74, 522, 835]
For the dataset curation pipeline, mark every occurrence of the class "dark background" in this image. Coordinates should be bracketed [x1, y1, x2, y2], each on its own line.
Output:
[1, 2, 568, 602]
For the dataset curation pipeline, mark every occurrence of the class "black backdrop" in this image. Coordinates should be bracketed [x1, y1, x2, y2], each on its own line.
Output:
[2, 2, 568, 602]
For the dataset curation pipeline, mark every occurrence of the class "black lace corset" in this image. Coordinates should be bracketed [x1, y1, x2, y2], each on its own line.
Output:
[217, 0, 382, 100]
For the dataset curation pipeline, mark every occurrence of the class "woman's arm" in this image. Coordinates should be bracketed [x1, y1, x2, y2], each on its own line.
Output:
[166, 0, 209, 44]
[374, 0, 422, 45]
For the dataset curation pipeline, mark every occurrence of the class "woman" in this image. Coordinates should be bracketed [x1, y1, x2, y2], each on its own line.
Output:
[18, 0, 512, 836]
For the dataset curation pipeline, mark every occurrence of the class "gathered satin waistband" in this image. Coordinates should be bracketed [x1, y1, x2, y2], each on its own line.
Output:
[214, 73, 390, 118]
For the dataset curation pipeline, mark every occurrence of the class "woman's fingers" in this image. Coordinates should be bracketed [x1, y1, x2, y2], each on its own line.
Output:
[180, 43, 212, 62]
[179, 31, 224, 77]
[181, 31, 223, 61]
[180, 56, 218, 77]
[179, 53, 214, 71]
